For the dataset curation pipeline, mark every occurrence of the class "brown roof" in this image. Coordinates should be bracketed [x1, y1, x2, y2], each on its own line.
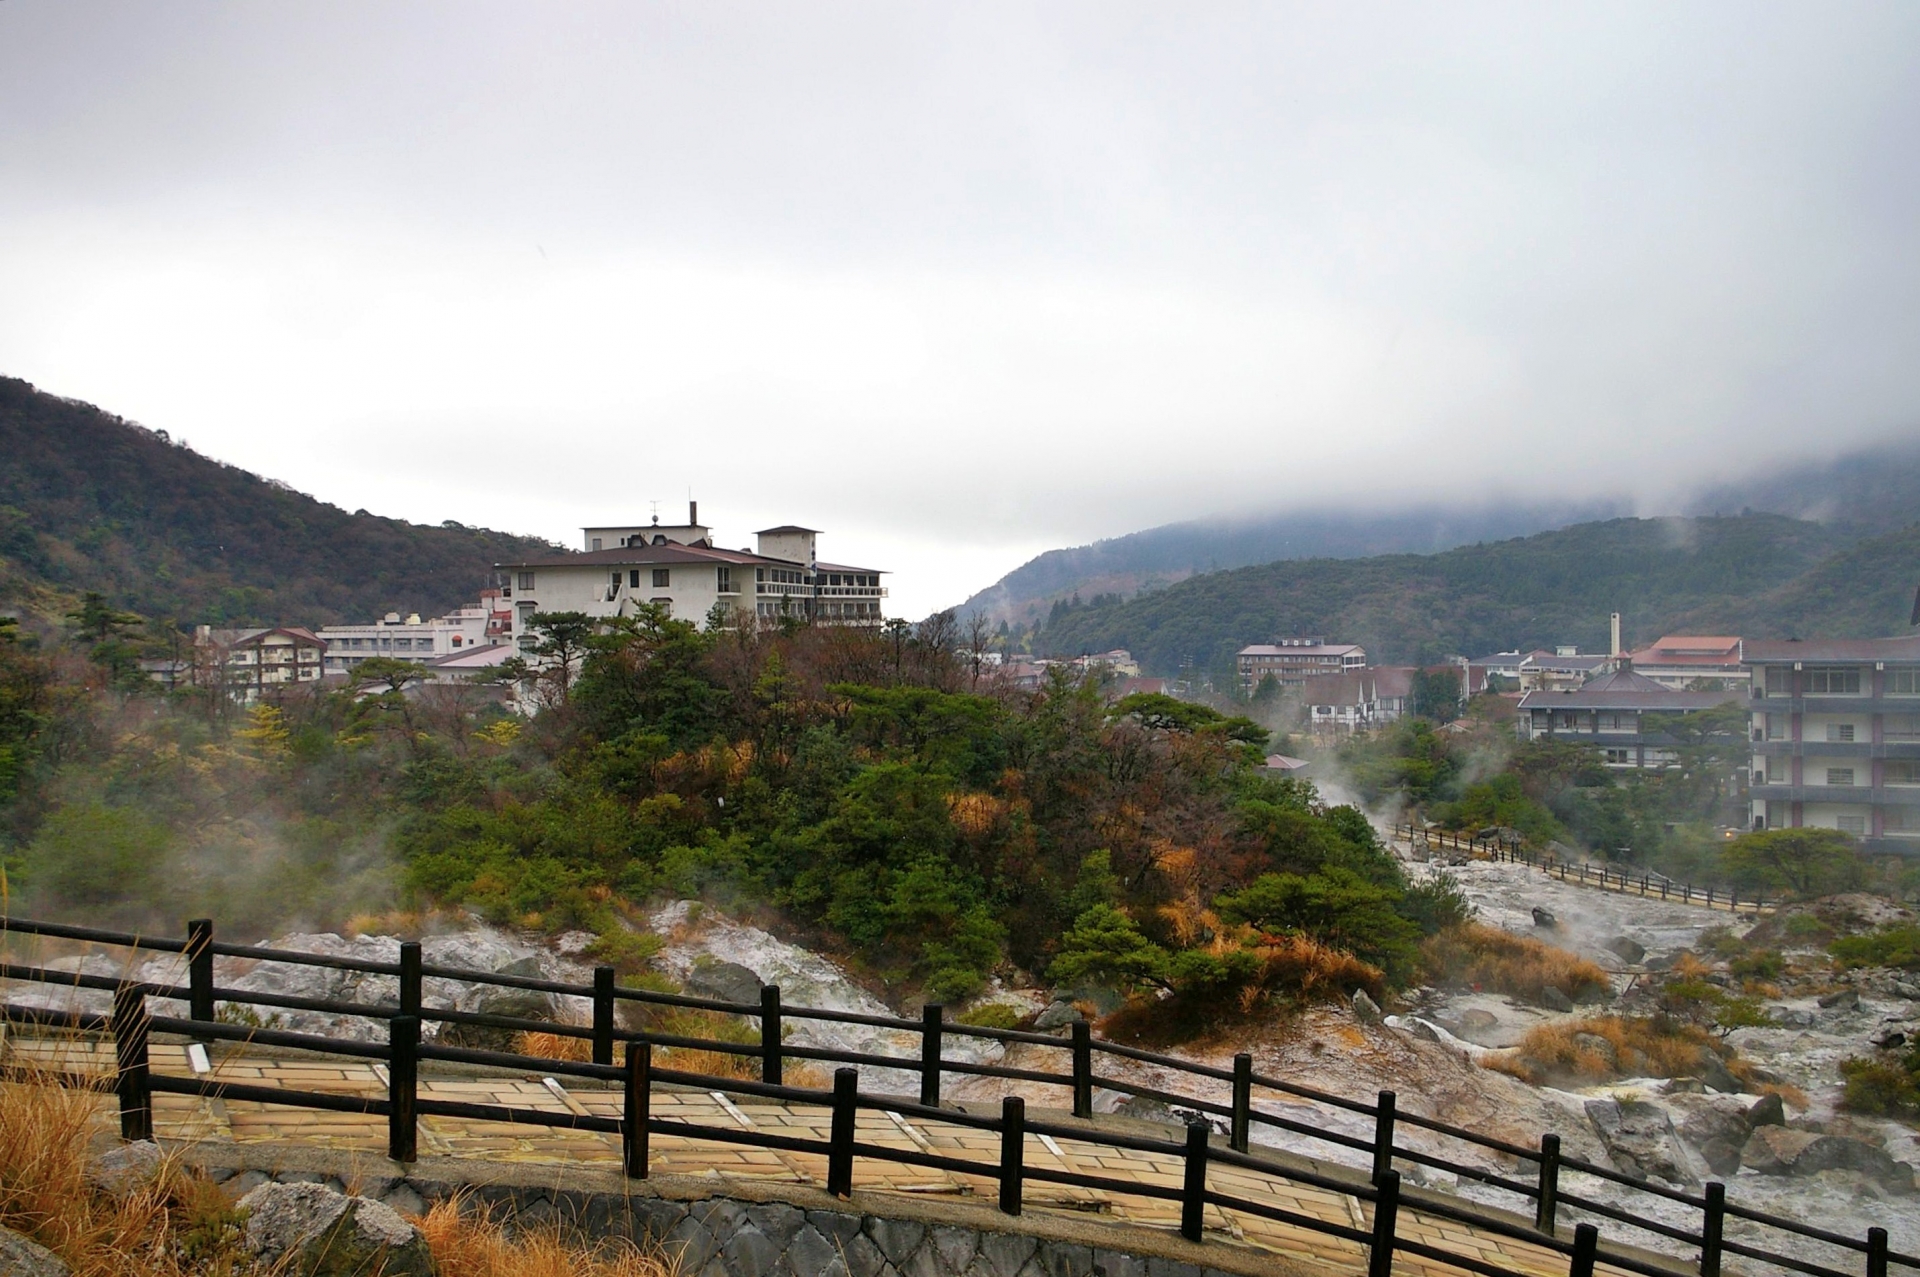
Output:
[1516, 668, 1739, 712]
[1629, 636, 1743, 665]
[757, 525, 821, 534]
[495, 544, 795, 570]
[1743, 636, 1920, 663]
[1297, 669, 1406, 707]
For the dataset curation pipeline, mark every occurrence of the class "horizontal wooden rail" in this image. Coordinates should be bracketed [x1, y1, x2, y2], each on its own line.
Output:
[0, 912, 1903, 1277]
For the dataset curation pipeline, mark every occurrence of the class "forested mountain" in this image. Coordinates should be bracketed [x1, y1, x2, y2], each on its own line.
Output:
[0, 377, 561, 627]
[956, 501, 1626, 626]
[1036, 513, 1920, 676]
[959, 435, 1920, 626]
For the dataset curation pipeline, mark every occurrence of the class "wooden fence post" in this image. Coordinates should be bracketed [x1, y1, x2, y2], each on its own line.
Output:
[1230, 1053, 1252, 1152]
[624, 1039, 651, 1178]
[1535, 1133, 1560, 1233]
[920, 1003, 942, 1107]
[388, 1013, 419, 1164]
[1071, 1020, 1094, 1119]
[398, 941, 421, 1019]
[828, 1068, 857, 1198]
[1700, 1181, 1724, 1277]
[1368, 1170, 1400, 1277]
[1569, 1223, 1598, 1277]
[1868, 1228, 1888, 1277]
[762, 985, 783, 1087]
[1372, 1090, 1396, 1185]
[186, 918, 215, 1031]
[593, 966, 616, 1067]
[111, 984, 152, 1142]
[999, 1096, 1024, 1216]
[1180, 1121, 1208, 1243]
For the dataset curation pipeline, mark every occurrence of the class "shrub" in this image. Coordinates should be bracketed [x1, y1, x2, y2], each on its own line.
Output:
[955, 1003, 1022, 1031]
[1500, 1015, 1723, 1084]
[1421, 923, 1610, 1003]
[1840, 1053, 1920, 1118]
[1831, 926, 1920, 971]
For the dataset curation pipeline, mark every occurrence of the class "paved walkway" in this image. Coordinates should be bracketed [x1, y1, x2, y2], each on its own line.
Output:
[10, 1036, 1663, 1277]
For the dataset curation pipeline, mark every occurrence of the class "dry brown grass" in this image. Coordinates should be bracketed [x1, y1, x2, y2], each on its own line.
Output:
[1422, 923, 1610, 1003]
[1249, 933, 1386, 1005]
[417, 1196, 674, 1277]
[515, 1029, 596, 1063]
[1495, 1015, 1720, 1084]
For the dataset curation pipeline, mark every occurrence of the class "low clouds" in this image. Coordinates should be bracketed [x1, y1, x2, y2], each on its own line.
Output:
[2, 3, 1917, 614]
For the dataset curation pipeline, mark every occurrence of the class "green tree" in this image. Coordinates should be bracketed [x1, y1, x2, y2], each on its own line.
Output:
[1048, 905, 1170, 992]
[526, 610, 597, 703]
[1719, 827, 1866, 899]
[1410, 668, 1463, 723]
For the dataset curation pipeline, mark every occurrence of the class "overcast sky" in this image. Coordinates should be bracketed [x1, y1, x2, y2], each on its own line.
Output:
[4, 3, 1919, 616]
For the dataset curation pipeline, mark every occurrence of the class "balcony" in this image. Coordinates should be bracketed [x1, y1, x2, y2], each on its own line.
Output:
[1749, 740, 1920, 759]
[1749, 782, 1890, 804]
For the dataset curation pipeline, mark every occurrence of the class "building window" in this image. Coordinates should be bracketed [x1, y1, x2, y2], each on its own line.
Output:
[1889, 715, 1920, 742]
[1887, 807, 1920, 833]
[1765, 667, 1791, 695]
[653, 568, 670, 588]
[1887, 761, 1920, 786]
[1827, 768, 1856, 787]
[1603, 748, 1633, 765]
[591, 538, 603, 551]
[1765, 714, 1786, 740]
[517, 572, 536, 591]
[1890, 669, 1920, 695]
[1827, 723, 1856, 742]
[1837, 815, 1867, 835]
[717, 566, 733, 593]
[1805, 666, 1862, 694]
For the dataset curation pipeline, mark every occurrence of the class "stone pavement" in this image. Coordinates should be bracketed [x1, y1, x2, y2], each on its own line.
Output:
[12, 1036, 1662, 1277]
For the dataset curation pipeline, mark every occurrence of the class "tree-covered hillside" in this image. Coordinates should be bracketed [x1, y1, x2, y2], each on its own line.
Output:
[1034, 514, 1920, 675]
[0, 377, 562, 627]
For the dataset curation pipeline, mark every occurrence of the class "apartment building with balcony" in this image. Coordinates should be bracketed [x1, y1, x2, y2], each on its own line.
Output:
[492, 521, 886, 655]
[1516, 666, 1739, 769]
[192, 625, 327, 703]
[1745, 636, 1920, 848]
[1237, 640, 1366, 693]
[317, 594, 500, 674]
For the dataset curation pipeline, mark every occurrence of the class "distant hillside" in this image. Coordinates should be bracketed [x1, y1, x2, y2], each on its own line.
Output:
[0, 377, 562, 627]
[957, 502, 1626, 625]
[958, 435, 1920, 625]
[1032, 513, 1920, 676]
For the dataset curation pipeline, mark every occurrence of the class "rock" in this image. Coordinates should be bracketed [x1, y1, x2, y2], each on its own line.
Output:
[1742, 1129, 1915, 1191]
[1871, 1025, 1909, 1049]
[1585, 1098, 1695, 1186]
[1397, 1016, 1445, 1043]
[86, 1140, 163, 1198]
[1663, 1077, 1706, 1094]
[1700, 1138, 1743, 1176]
[1818, 988, 1861, 1011]
[1033, 1000, 1082, 1031]
[436, 985, 557, 1052]
[1679, 1104, 1750, 1151]
[1352, 989, 1383, 1024]
[1698, 1054, 1743, 1095]
[1747, 1093, 1787, 1127]
[683, 959, 763, 1007]
[1770, 1006, 1816, 1029]
[1572, 1032, 1618, 1070]
[1112, 1095, 1176, 1125]
[1053, 985, 1126, 1016]
[1538, 985, 1575, 1013]
[239, 1182, 434, 1277]
[1605, 936, 1647, 964]
[495, 955, 546, 979]
[0, 1226, 68, 1276]
[1532, 907, 1558, 929]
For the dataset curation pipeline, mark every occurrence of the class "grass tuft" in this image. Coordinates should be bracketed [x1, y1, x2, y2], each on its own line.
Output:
[1421, 923, 1610, 1003]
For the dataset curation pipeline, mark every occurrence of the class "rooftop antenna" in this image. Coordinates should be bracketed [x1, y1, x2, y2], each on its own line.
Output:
[649, 499, 660, 526]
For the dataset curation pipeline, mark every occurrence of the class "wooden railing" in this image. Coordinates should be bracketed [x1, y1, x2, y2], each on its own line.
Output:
[0, 914, 1899, 1277]
[1391, 825, 1770, 917]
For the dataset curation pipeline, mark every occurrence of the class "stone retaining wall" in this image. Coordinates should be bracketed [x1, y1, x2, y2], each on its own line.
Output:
[180, 1145, 1307, 1277]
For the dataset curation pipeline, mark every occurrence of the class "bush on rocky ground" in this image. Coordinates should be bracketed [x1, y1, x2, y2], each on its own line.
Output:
[1493, 1014, 1735, 1086]
[1421, 923, 1610, 1005]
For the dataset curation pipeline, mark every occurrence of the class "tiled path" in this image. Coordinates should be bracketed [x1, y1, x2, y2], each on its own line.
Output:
[13, 1037, 1661, 1277]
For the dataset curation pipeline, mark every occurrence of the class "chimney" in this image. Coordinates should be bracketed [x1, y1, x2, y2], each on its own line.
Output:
[1610, 612, 1622, 659]
[689, 499, 698, 526]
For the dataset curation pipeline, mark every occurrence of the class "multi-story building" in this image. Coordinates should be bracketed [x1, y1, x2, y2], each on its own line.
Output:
[492, 520, 887, 656]
[1745, 636, 1920, 847]
[193, 626, 328, 703]
[1516, 666, 1739, 769]
[317, 593, 501, 674]
[1626, 636, 1747, 691]
[1237, 640, 1366, 693]
[1299, 666, 1414, 735]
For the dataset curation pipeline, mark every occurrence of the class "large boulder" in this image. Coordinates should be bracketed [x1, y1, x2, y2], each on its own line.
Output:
[86, 1140, 165, 1199]
[1742, 1128, 1914, 1192]
[436, 983, 558, 1052]
[1033, 1000, 1081, 1031]
[1605, 936, 1647, 965]
[239, 1182, 433, 1277]
[1585, 1098, 1695, 1186]
[0, 1226, 68, 1276]
[1678, 1103, 1750, 1153]
[683, 959, 764, 1007]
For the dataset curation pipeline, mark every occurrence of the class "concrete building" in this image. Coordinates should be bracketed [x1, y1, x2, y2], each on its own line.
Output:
[1516, 666, 1739, 769]
[1626, 636, 1747, 691]
[492, 521, 886, 656]
[1745, 636, 1920, 847]
[318, 594, 501, 675]
[194, 626, 328, 703]
[1238, 640, 1366, 693]
[1298, 666, 1413, 735]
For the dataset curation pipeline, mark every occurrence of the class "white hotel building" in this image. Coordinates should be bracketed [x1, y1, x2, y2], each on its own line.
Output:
[492, 512, 887, 654]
